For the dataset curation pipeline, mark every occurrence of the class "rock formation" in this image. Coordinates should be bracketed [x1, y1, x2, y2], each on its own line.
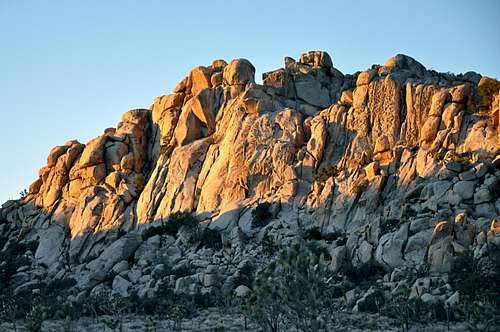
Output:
[0, 51, 499, 330]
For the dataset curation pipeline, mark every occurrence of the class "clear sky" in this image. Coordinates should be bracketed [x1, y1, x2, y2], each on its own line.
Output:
[0, 0, 499, 203]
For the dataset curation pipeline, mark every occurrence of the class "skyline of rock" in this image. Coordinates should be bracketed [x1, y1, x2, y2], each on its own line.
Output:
[1, 50, 498, 331]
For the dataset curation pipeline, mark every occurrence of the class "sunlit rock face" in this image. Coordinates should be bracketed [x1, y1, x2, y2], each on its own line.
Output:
[1, 51, 499, 300]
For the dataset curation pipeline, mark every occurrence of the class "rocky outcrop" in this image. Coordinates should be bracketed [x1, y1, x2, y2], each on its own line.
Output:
[0, 51, 499, 310]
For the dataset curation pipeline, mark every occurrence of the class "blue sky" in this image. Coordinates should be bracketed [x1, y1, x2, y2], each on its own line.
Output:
[0, 0, 499, 203]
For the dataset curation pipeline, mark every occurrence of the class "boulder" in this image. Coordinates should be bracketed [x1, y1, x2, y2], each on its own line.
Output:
[340, 90, 353, 105]
[203, 273, 220, 287]
[190, 88, 218, 133]
[87, 232, 142, 274]
[329, 245, 346, 273]
[449, 84, 470, 104]
[223, 59, 255, 86]
[445, 291, 460, 307]
[356, 70, 375, 86]
[298, 51, 333, 69]
[234, 285, 252, 297]
[409, 277, 430, 299]
[428, 90, 449, 116]
[189, 66, 212, 95]
[152, 264, 166, 279]
[174, 104, 203, 146]
[35, 224, 65, 267]
[441, 103, 461, 128]
[474, 188, 491, 204]
[134, 235, 160, 263]
[5, 51, 499, 306]
[105, 141, 128, 171]
[453, 181, 475, 200]
[427, 225, 454, 273]
[375, 223, 409, 270]
[14, 280, 41, 296]
[79, 136, 107, 168]
[364, 161, 380, 180]
[404, 229, 433, 264]
[419, 116, 441, 143]
[262, 68, 294, 96]
[383, 54, 426, 75]
[112, 260, 130, 275]
[211, 71, 223, 87]
[47, 145, 70, 167]
[374, 135, 390, 153]
[175, 276, 199, 295]
[112, 275, 131, 297]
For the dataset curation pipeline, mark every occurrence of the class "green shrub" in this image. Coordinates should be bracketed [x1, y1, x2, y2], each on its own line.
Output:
[305, 240, 331, 262]
[19, 189, 28, 199]
[194, 228, 223, 250]
[252, 203, 272, 228]
[352, 178, 368, 195]
[154, 282, 196, 326]
[143, 212, 198, 239]
[26, 301, 48, 332]
[313, 164, 339, 184]
[159, 137, 171, 156]
[357, 288, 385, 313]
[261, 233, 278, 256]
[432, 149, 446, 161]
[380, 219, 400, 235]
[448, 151, 472, 167]
[5, 240, 40, 254]
[383, 296, 450, 329]
[246, 240, 334, 332]
[134, 174, 146, 193]
[303, 227, 323, 240]
[193, 290, 216, 309]
[234, 261, 255, 289]
[330, 280, 354, 298]
[46, 278, 77, 293]
[478, 77, 500, 107]
[449, 252, 499, 306]
[344, 262, 385, 285]
[168, 212, 198, 231]
[171, 262, 194, 278]
[303, 227, 344, 243]
[142, 224, 165, 239]
[0, 240, 38, 288]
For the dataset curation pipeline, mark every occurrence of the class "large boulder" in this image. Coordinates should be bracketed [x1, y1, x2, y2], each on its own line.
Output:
[298, 51, 333, 69]
[375, 223, 409, 270]
[79, 136, 107, 168]
[190, 88, 219, 133]
[86, 232, 143, 274]
[223, 59, 255, 86]
[35, 224, 66, 267]
[384, 54, 426, 76]
[189, 66, 212, 95]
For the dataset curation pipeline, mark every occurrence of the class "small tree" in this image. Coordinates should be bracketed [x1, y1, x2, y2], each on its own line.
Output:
[19, 189, 28, 199]
[252, 203, 272, 228]
[245, 240, 334, 332]
[0, 297, 18, 332]
[313, 165, 339, 184]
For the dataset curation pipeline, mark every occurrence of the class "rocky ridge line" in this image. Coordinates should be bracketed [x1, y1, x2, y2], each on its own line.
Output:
[0, 51, 499, 316]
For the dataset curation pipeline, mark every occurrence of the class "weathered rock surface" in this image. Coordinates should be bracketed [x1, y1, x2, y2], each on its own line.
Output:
[0, 51, 498, 330]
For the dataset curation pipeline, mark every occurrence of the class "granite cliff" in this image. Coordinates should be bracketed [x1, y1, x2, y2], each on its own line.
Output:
[1, 51, 499, 331]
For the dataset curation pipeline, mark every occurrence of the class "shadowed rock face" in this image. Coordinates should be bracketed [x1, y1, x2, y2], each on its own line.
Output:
[1, 51, 499, 297]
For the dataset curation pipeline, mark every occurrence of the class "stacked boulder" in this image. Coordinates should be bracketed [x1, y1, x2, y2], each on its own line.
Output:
[0, 50, 498, 305]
